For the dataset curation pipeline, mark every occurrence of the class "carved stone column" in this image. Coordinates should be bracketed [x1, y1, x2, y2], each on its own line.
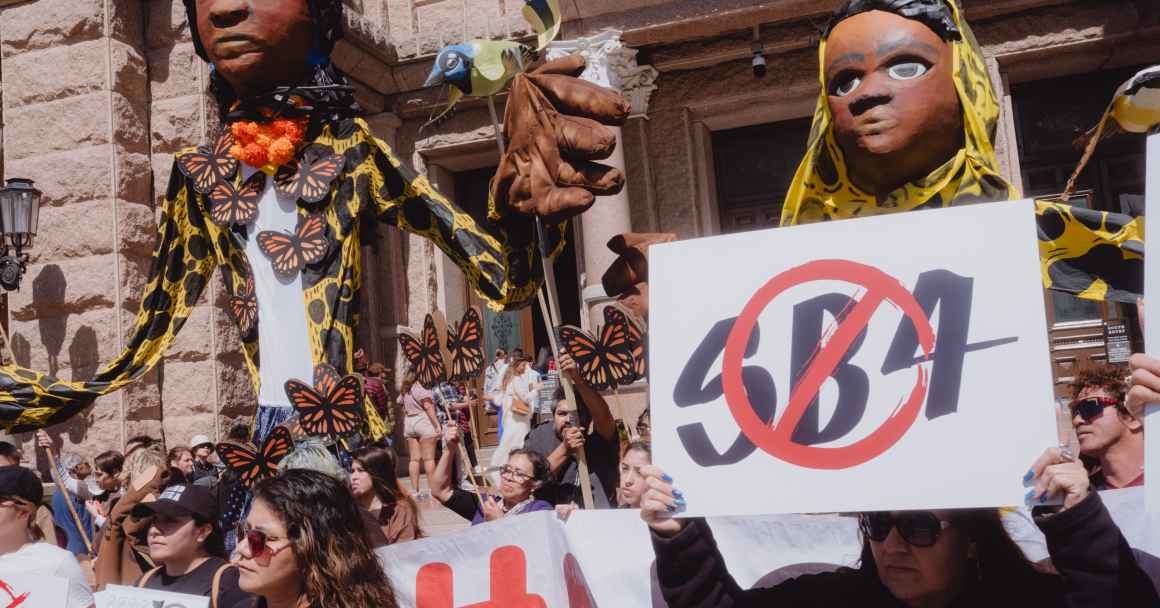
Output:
[547, 31, 658, 331]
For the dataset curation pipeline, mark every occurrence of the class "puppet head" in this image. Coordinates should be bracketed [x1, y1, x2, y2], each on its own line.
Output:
[780, 0, 1012, 224]
[184, 0, 352, 119]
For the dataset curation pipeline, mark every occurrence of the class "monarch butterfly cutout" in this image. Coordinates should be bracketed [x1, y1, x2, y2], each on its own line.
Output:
[228, 274, 257, 339]
[285, 363, 364, 441]
[216, 426, 294, 488]
[178, 131, 239, 195]
[399, 314, 447, 388]
[274, 147, 344, 204]
[604, 303, 646, 382]
[447, 307, 485, 382]
[256, 213, 329, 281]
[558, 319, 636, 391]
[208, 170, 265, 227]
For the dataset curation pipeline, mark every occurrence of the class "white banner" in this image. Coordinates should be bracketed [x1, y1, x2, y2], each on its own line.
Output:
[1144, 131, 1159, 512]
[95, 585, 210, 608]
[0, 574, 69, 608]
[379, 494, 1158, 606]
[649, 200, 1056, 516]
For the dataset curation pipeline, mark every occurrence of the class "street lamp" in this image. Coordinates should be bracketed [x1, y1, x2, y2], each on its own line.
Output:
[0, 178, 41, 291]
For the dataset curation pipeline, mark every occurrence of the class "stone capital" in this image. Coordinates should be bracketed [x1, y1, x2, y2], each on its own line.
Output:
[546, 30, 658, 119]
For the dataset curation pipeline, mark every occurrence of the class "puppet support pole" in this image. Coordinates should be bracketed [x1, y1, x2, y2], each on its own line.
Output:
[45, 449, 94, 554]
[438, 400, 488, 504]
[610, 387, 638, 442]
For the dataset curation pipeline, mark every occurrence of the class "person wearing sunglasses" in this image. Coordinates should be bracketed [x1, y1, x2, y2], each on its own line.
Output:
[131, 484, 254, 608]
[234, 469, 398, 608]
[431, 425, 553, 525]
[640, 441, 1159, 607]
[1068, 365, 1145, 490]
[0, 465, 95, 608]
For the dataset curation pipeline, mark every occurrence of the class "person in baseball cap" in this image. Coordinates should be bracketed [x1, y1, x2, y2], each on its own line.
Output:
[131, 484, 254, 605]
[0, 465, 96, 608]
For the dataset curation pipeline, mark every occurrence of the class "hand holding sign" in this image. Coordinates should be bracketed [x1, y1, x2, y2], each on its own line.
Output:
[1025, 447, 1091, 510]
[638, 465, 684, 537]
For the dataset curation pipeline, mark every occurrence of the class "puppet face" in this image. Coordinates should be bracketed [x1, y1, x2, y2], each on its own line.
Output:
[195, 0, 314, 97]
[825, 10, 962, 195]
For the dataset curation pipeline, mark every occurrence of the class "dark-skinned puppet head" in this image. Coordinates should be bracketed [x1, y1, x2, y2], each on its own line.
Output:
[183, 0, 355, 123]
[780, 0, 1014, 225]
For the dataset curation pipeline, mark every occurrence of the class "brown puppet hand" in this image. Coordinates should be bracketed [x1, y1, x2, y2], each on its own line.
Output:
[601, 232, 677, 319]
[491, 55, 630, 223]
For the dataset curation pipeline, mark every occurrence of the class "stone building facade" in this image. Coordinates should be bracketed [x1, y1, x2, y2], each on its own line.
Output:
[1, 0, 1156, 460]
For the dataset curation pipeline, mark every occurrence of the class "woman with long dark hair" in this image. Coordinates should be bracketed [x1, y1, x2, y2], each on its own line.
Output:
[641, 446, 1159, 607]
[235, 469, 398, 608]
[350, 445, 423, 544]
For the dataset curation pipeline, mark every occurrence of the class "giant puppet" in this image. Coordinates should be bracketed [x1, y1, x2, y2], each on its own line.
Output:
[604, 0, 1146, 327]
[0, 0, 629, 435]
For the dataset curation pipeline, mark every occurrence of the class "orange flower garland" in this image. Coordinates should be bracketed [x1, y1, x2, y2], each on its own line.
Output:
[228, 118, 308, 172]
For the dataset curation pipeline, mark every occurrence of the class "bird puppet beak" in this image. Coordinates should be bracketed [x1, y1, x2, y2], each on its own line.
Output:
[423, 67, 444, 88]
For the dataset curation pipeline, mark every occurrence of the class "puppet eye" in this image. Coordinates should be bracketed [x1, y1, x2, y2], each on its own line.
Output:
[444, 54, 461, 70]
[888, 62, 928, 80]
[832, 76, 862, 97]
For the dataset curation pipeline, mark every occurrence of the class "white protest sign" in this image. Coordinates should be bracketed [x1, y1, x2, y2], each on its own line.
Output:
[1145, 131, 1160, 512]
[650, 200, 1057, 516]
[95, 585, 210, 608]
[0, 574, 69, 608]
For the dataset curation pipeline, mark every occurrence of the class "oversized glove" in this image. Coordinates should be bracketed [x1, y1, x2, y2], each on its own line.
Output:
[491, 55, 630, 223]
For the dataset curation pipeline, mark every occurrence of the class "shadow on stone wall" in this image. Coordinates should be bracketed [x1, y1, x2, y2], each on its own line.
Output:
[32, 264, 66, 377]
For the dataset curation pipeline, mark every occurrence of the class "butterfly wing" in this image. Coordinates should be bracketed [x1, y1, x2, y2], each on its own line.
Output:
[313, 362, 342, 397]
[559, 325, 612, 391]
[215, 442, 267, 488]
[295, 214, 329, 266]
[398, 332, 426, 371]
[228, 275, 257, 339]
[320, 375, 365, 437]
[209, 132, 240, 183]
[274, 152, 344, 204]
[208, 171, 264, 226]
[256, 231, 304, 281]
[595, 318, 636, 388]
[448, 307, 485, 382]
[286, 379, 329, 437]
[180, 133, 239, 194]
[418, 314, 447, 388]
[604, 305, 645, 381]
[259, 426, 295, 468]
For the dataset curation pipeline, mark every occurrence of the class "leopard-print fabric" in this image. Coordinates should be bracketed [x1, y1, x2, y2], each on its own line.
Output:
[0, 117, 563, 433]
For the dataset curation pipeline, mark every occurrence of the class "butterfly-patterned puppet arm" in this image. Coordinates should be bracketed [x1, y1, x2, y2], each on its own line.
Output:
[0, 159, 219, 432]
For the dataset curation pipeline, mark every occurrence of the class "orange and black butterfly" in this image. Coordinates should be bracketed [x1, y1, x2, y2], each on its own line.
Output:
[208, 170, 264, 226]
[215, 426, 294, 488]
[228, 274, 257, 339]
[179, 131, 239, 195]
[558, 320, 636, 391]
[604, 304, 646, 382]
[447, 307, 484, 382]
[256, 213, 329, 281]
[274, 148, 344, 204]
[284, 363, 364, 440]
[399, 314, 446, 388]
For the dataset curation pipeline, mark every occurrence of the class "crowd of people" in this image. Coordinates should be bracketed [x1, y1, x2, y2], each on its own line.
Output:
[0, 344, 1154, 606]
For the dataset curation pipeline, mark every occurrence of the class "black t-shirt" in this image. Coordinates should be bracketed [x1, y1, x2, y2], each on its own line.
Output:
[138, 557, 256, 608]
[524, 421, 618, 508]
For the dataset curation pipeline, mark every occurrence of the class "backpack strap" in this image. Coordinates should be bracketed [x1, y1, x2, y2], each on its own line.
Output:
[211, 562, 236, 608]
[136, 566, 163, 588]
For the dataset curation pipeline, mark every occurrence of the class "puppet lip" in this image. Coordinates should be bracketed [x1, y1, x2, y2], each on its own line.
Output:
[214, 34, 263, 57]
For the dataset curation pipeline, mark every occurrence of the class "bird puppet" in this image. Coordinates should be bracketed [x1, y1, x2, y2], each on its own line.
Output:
[523, 0, 563, 51]
[422, 40, 526, 127]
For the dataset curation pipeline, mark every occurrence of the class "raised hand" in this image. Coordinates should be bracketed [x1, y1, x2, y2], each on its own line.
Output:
[492, 55, 630, 223]
[638, 465, 686, 536]
[1025, 447, 1090, 510]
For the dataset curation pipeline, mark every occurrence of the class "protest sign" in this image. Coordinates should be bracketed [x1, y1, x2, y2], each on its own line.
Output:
[649, 200, 1057, 516]
[1145, 131, 1159, 512]
[95, 585, 209, 608]
[378, 491, 1159, 604]
[0, 574, 69, 608]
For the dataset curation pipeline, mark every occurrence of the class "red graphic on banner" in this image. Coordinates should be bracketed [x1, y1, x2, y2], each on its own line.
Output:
[563, 553, 594, 608]
[0, 579, 29, 608]
[415, 546, 547, 608]
[722, 259, 935, 470]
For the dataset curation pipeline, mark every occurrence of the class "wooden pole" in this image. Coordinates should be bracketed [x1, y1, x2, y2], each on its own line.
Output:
[45, 449, 93, 554]
[611, 387, 638, 442]
[438, 400, 487, 505]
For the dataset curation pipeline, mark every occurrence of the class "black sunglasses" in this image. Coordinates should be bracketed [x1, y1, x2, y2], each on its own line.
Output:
[860, 512, 953, 547]
[1069, 396, 1120, 423]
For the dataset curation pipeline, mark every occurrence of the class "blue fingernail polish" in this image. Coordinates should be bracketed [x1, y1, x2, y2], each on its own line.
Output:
[674, 498, 686, 506]
[1024, 489, 1036, 503]
[672, 489, 684, 499]
[661, 474, 673, 483]
[1022, 470, 1034, 484]
[666, 503, 677, 513]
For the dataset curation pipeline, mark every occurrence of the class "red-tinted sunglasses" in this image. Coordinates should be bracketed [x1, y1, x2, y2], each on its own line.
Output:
[236, 523, 291, 565]
[1069, 396, 1121, 423]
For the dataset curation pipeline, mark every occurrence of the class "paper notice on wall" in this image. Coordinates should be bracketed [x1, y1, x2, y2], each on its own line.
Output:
[1145, 132, 1160, 512]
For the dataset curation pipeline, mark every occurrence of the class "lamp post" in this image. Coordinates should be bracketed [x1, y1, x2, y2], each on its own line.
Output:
[0, 178, 41, 291]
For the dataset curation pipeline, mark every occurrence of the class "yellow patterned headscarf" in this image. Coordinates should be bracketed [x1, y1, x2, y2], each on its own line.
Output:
[780, 0, 1012, 226]
[780, 0, 1144, 304]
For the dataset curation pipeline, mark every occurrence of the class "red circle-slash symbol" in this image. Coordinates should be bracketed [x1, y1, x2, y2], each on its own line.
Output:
[721, 260, 935, 470]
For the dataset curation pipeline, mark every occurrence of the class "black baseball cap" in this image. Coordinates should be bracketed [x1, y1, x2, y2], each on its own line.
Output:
[133, 483, 217, 521]
[0, 465, 43, 505]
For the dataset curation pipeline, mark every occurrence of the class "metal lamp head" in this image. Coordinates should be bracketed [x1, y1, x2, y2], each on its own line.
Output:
[0, 178, 40, 250]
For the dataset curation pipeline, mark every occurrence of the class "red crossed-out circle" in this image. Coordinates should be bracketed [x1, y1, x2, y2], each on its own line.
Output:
[721, 259, 935, 470]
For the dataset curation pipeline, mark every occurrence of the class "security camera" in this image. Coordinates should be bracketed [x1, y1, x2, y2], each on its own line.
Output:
[752, 52, 767, 79]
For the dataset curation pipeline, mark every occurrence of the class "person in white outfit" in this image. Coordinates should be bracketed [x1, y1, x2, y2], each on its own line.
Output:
[488, 358, 540, 486]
